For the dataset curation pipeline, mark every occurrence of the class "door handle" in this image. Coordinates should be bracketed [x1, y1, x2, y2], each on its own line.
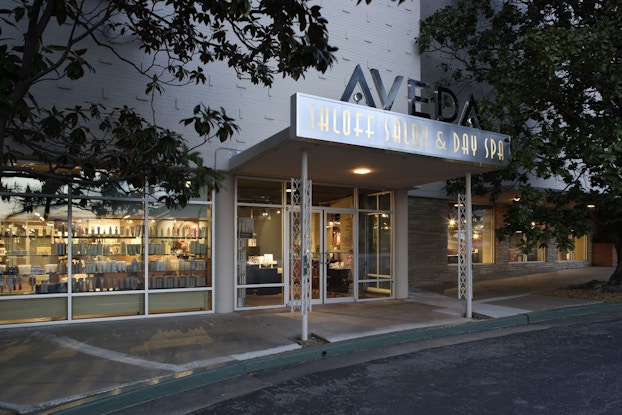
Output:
[321, 251, 335, 266]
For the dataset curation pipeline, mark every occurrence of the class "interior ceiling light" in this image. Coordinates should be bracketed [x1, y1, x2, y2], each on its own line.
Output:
[353, 167, 371, 175]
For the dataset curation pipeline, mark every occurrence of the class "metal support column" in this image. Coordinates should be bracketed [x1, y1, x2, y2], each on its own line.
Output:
[457, 173, 473, 318]
[290, 149, 312, 341]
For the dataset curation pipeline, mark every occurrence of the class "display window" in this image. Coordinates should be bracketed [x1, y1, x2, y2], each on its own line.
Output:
[0, 183, 214, 325]
[145, 202, 212, 293]
[508, 231, 546, 262]
[69, 199, 145, 294]
[558, 235, 588, 261]
[447, 204, 494, 264]
[1, 196, 69, 297]
[0, 195, 71, 323]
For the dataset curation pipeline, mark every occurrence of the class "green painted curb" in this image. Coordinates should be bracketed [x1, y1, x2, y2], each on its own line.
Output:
[527, 301, 622, 323]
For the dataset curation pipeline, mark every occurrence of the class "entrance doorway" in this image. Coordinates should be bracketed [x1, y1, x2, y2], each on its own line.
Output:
[311, 209, 355, 303]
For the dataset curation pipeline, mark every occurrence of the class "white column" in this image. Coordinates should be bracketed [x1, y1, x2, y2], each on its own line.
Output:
[215, 174, 235, 313]
[67, 189, 73, 320]
[394, 189, 409, 299]
[143, 189, 150, 314]
[465, 173, 473, 319]
[301, 149, 309, 341]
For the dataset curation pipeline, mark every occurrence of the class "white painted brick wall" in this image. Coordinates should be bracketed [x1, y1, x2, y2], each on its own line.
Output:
[27, 1, 422, 168]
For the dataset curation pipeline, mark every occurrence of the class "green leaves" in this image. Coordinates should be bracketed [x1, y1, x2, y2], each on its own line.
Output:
[181, 104, 239, 143]
[0, 0, 345, 209]
[420, 0, 622, 257]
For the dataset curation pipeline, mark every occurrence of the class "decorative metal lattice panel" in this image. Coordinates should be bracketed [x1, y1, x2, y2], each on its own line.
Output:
[457, 193, 467, 299]
[290, 178, 312, 313]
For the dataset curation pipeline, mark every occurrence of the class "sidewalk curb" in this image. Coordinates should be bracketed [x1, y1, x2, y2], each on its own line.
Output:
[45, 302, 622, 415]
[526, 302, 622, 323]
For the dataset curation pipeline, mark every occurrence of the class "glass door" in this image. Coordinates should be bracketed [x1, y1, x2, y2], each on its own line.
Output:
[311, 209, 355, 303]
[324, 211, 355, 302]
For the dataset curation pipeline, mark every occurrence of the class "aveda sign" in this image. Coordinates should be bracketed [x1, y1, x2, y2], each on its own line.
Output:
[291, 65, 510, 167]
[340, 64, 482, 126]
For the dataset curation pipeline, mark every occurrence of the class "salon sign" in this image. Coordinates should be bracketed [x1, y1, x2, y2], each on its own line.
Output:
[291, 92, 510, 167]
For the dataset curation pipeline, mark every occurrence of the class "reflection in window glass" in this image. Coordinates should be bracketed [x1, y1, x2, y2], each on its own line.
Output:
[508, 232, 546, 262]
[73, 294, 144, 319]
[148, 291, 211, 314]
[238, 178, 282, 204]
[447, 204, 494, 264]
[1, 175, 68, 195]
[358, 191, 393, 300]
[558, 235, 588, 261]
[149, 184, 212, 203]
[0, 297, 67, 324]
[312, 184, 354, 208]
[358, 188, 391, 211]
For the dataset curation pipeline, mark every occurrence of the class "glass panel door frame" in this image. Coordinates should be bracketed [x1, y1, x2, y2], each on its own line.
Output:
[311, 207, 356, 304]
[357, 189, 394, 300]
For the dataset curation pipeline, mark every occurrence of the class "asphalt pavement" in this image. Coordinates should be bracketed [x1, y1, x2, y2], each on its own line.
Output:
[196, 313, 622, 415]
[0, 266, 620, 415]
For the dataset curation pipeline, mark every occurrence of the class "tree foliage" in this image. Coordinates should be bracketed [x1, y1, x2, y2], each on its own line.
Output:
[418, 0, 622, 283]
[0, 0, 337, 209]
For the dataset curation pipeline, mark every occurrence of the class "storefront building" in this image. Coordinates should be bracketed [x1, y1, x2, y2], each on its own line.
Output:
[0, 2, 590, 327]
[0, 86, 510, 326]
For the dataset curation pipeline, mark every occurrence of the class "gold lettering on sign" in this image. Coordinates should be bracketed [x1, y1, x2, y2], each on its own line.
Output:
[453, 132, 479, 156]
[366, 115, 374, 139]
[393, 119, 402, 143]
[436, 131, 447, 150]
[413, 124, 430, 148]
[343, 110, 351, 135]
[332, 108, 340, 135]
[318, 106, 329, 132]
[383, 118, 430, 149]
[354, 113, 364, 137]
[484, 138, 505, 160]
[304, 98, 505, 163]
[311, 105, 377, 138]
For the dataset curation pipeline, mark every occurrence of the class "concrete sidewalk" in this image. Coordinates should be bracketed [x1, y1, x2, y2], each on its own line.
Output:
[0, 267, 620, 415]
